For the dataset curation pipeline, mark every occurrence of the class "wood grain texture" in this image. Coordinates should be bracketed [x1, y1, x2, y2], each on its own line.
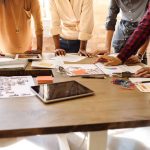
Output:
[0, 57, 150, 138]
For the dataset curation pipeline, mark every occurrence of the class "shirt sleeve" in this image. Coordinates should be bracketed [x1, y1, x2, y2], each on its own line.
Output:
[78, 0, 94, 41]
[49, 0, 61, 36]
[117, 6, 150, 63]
[31, 0, 43, 36]
[105, 0, 119, 30]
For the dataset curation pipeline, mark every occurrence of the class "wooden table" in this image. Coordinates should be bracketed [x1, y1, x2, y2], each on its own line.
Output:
[0, 58, 150, 150]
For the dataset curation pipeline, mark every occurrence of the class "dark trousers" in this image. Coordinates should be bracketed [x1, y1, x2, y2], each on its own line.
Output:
[60, 37, 80, 53]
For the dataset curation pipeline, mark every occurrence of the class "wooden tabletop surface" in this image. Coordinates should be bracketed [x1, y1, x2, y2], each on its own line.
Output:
[0, 57, 150, 138]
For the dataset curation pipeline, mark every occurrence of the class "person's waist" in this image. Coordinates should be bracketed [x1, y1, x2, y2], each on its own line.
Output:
[60, 31, 79, 40]
[60, 37, 79, 42]
[120, 19, 139, 26]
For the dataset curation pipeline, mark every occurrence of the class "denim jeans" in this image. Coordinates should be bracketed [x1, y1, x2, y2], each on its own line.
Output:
[60, 37, 80, 53]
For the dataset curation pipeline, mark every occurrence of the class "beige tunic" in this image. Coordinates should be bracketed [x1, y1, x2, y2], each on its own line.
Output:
[49, 0, 94, 40]
[0, 0, 43, 54]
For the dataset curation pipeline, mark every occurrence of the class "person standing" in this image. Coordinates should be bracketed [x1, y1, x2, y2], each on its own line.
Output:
[95, 4, 150, 77]
[0, 0, 43, 55]
[49, 0, 94, 56]
[93, 0, 149, 64]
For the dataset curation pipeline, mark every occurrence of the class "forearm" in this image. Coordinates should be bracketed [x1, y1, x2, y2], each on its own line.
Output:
[138, 39, 149, 55]
[118, 7, 150, 63]
[37, 34, 43, 53]
[53, 35, 61, 49]
[80, 41, 87, 51]
[105, 30, 114, 52]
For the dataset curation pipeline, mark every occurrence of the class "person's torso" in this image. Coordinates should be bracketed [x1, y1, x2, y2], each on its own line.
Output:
[115, 0, 149, 22]
[112, 0, 149, 52]
[0, 0, 32, 54]
[53, 0, 84, 40]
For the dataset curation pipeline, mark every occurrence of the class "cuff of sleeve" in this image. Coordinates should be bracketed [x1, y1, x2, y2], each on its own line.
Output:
[51, 27, 61, 35]
[117, 54, 126, 64]
[105, 26, 115, 31]
[105, 22, 116, 30]
[78, 32, 92, 41]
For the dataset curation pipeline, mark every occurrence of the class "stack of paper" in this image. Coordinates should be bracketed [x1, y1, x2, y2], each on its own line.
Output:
[53, 54, 86, 62]
[129, 78, 150, 92]
[95, 63, 142, 75]
[0, 76, 35, 98]
[63, 64, 104, 76]
[0, 59, 28, 70]
[31, 59, 64, 69]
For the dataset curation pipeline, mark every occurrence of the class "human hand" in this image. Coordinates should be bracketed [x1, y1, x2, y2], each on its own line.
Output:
[135, 67, 150, 78]
[126, 55, 140, 64]
[90, 49, 110, 56]
[0, 50, 5, 57]
[54, 49, 66, 56]
[94, 55, 122, 66]
[78, 49, 92, 57]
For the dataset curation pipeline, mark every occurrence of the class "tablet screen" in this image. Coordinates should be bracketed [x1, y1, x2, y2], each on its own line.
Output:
[31, 80, 94, 103]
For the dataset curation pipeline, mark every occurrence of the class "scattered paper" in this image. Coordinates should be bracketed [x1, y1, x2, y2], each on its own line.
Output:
[53, 54, 86, 62]
[31, 59, 64, 69]
[0, 60, 28, 69]
[42, 52, 55, 60]
[95, 63, 142, 75]
[0, 57, 13, 62]
[0, 76, 35, 98]
[129, 78, 150, 83]
[135, 83, 150, 92]
[129, 78, 150, 92]
[63, 64, 104, 76]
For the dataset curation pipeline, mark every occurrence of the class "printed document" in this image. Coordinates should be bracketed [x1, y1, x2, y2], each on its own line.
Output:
[129, 78, 150, 92]
[53, 54, 86, 62]
[95, 63, 142, 75]
[63, 64, 104, 76]
[0, 76, 35, 98]
[32, 59, 64, 69]
[0, 60, 28, 69]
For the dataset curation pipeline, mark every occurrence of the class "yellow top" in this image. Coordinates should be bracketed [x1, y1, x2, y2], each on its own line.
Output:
[0, 0, 43, 54]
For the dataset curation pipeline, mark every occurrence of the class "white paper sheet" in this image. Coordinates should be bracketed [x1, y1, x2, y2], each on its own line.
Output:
[129, 78, 150, 92]
[0, 60, 28, 69]
[63, 64, 104, 76]
[0, 57, 13, 62]
[129, 78, 150, 83]
[53, 54, 86, 62]
[135, 83, 150, 92]
[95, 63, 142, 75]
[31, 60, 62, 69]
[0, 76, 35, 98]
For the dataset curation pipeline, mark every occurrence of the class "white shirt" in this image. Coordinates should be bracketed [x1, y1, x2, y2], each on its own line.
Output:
[49, 0, 94, 40]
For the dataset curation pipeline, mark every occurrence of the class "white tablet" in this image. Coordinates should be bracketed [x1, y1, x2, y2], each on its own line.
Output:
[15, 54, 42, 61]
[31, 80, 94, 103]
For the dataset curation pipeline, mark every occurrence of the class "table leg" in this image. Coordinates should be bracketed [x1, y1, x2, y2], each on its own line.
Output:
[57, 134, 70, 150]
[87, 131, 107, 150]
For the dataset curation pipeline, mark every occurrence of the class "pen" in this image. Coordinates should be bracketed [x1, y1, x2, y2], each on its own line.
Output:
[141, 81, 150, 83]
[82, 75, 106, 79]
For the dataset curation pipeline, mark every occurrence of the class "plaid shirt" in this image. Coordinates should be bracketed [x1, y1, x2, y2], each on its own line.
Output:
[117, 5, 150, 63]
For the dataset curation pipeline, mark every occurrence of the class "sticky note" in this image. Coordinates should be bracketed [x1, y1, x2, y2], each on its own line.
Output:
[36, 76, 53, 84]
[72, 69, 87, 75]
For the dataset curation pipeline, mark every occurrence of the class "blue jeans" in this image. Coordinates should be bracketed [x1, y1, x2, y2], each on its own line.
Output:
[60, 37, 80, 53]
